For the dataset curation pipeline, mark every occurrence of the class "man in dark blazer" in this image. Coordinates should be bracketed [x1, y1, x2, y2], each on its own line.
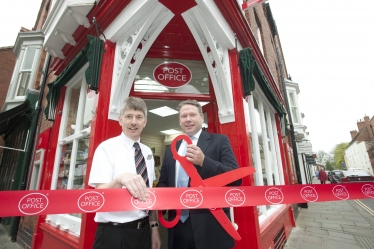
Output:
[157, 100, 241, 249]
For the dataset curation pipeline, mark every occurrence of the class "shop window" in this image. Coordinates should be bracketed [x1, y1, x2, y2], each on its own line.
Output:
[245, 91, 285, 222]
[47, 70, 95, 237]
[134, 58, 209, 94]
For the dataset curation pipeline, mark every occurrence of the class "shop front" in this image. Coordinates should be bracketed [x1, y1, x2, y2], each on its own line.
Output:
[34, 0, 297, 248]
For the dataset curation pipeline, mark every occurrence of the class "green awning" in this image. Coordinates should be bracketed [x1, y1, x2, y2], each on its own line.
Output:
[45, 35, 104, 121]
[85, 35, 104, 92]
[239, 48, 286, 116]
[0, 100, 32, 136]
[239, 48, 256, 96]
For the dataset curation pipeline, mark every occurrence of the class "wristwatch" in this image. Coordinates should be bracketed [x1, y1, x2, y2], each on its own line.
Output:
[150, 222, 159, 228]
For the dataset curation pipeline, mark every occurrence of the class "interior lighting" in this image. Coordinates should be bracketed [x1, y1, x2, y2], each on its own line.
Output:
[160, 129, 181, 135]
[149, 106, 178, 117]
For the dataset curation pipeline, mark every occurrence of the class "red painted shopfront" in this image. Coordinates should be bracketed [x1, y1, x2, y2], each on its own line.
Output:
[33, 0, 297, 248]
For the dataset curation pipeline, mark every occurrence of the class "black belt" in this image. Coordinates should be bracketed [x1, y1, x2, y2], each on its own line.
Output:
[100, 217, 149, 229]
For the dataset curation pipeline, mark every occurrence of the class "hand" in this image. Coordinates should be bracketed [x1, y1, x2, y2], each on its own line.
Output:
[186, 144, 205, 167]
[151, 227, 161, 249]
[115, 173, 149, 201]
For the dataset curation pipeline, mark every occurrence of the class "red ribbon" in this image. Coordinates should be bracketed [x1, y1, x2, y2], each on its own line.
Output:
[1, 183, 374, 218]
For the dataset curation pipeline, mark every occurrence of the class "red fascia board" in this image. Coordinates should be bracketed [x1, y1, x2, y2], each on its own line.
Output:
[51, 0, 131, 74]
[242, 0, 264, 11]
[214, 0, 283, 104]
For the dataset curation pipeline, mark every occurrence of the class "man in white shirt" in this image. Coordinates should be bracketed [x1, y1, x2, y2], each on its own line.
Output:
[89, 97, 161, 249]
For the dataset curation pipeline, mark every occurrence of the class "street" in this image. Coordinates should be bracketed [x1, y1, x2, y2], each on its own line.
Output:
[355, 198, 374, 216]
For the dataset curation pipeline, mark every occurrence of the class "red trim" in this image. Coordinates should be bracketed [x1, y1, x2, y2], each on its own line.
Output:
[51, 0, 131, 74]
[32, 88, 66, 249]
[226, 49, 261, 249]
[214, 0, 283, 105]
[40, 223, 79, 249]
[78, 40, 116, 249]
[275, 113, 288, 185]
[259, 204, 288, 234]
[132, 92, 214, 101]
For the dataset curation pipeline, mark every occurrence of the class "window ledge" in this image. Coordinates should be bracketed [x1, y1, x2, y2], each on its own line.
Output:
[1, 97, 27, 112]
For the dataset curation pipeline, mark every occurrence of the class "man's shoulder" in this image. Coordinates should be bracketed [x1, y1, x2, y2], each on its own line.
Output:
[97, 135, 122, 149]
[202, 131, 227, 140]
[140, 142, 152, 152]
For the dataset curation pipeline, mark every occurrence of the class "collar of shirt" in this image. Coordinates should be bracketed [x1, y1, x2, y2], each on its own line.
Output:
[120, 132, 140, 150]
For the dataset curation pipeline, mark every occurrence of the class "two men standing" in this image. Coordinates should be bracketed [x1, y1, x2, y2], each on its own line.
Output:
[89, 97, 240, 249]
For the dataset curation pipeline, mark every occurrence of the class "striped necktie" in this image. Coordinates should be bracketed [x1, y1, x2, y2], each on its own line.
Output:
[134, 142, 149, 187]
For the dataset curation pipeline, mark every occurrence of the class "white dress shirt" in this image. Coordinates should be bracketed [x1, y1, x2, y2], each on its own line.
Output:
[88, 132, 155, 223]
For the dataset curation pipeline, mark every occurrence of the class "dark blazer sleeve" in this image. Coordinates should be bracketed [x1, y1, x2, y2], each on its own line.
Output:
[199, 133, 242, 186]
[157, 146, 172, 188]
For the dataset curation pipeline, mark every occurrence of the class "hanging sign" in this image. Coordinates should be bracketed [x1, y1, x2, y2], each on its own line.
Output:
[296, 142, 313, 154]
[153, 62, 192, 88]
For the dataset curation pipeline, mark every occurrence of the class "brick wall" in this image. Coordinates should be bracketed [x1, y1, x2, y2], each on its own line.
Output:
[0, 47, 16, 108]
[244, 5, 285, 94]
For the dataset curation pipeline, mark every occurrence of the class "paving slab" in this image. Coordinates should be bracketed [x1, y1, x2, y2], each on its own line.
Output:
[284, 200, 374, 249]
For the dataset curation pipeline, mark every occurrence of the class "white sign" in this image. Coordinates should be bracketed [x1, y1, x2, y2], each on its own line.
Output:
[296, 142, 312, 154]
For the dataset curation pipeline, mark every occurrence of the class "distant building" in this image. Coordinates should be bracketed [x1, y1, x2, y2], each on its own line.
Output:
[345, 116, 374, 175]
[285, 79, 314, 183]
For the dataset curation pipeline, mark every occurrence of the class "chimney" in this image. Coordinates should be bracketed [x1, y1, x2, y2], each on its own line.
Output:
[357, 119, 365, 131]
[364, 116, 370, 125]
[350, 130, 358, 139]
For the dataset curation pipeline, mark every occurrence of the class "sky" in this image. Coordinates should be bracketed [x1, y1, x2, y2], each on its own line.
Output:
[0, 0, 42, 46]
[0, 0, 373, 154]
[269, 0, 374, 153]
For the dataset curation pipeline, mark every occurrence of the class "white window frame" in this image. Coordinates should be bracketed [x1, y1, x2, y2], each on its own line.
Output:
[288, 91, 300, 124]
[7, 44, 42, 101]
[47, 63, 93, 237]
[256, 27, 264, 55]
[245, 80, 285, 223]
[29, 149, 45, 190]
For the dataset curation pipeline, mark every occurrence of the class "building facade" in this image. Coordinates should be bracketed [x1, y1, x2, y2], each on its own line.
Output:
[0, 1, 311, 248]
[285, 79, 313, 184]
[345, 116, 374, 175]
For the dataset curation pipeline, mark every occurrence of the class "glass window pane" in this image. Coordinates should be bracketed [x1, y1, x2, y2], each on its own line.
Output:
[57, 143, 73, 190]
[73, 135, 90, 190]
[291, 107, 299, 123]
[81, 89, 95, 130]
[22, 47, 37, 70]
[64, 86, 80, 137]
[16, 72, 30, 96]
[289, 92, 296, 106]
[134, 58, 209, 94]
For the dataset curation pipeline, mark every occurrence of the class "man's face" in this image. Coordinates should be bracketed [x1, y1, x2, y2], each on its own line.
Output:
[118, 108, 147, 141]
[179, 104, 204, 136]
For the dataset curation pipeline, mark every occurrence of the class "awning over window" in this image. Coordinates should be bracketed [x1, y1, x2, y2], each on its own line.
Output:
[0, 100, 32, 136]
[45, 35, 104, 121]
[239, 48, 286, 116]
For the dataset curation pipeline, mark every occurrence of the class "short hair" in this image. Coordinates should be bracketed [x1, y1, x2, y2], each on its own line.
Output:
[120, 97, 147, 118]
[177, 100, 203, 115]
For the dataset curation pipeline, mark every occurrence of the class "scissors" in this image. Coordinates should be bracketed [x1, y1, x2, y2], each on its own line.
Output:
[158, 134, 254, 240]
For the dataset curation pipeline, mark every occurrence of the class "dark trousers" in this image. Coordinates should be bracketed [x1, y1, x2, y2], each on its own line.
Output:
[172, 217, 196, 249]
[93, 223, 151, 249]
